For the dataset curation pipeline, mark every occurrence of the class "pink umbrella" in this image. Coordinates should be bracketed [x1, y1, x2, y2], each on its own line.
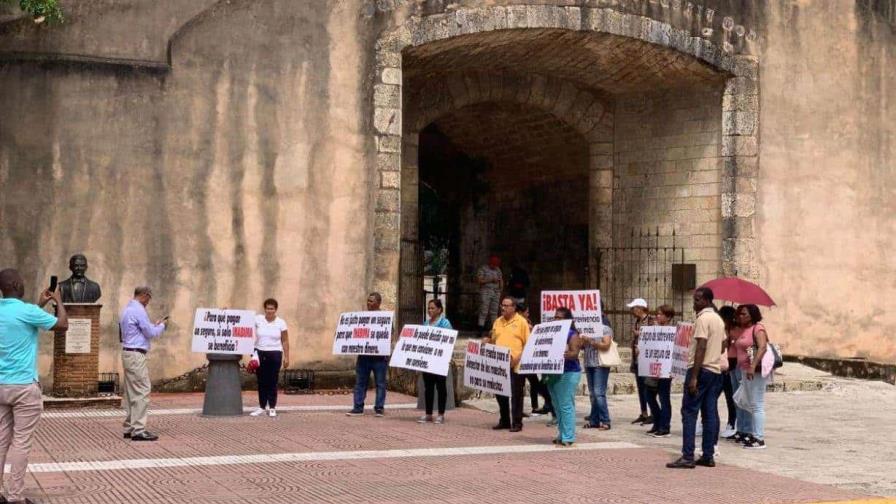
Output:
[698, 277, 776, 307]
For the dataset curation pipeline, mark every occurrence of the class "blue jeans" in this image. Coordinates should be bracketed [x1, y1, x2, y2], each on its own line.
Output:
[646, 378, 672, 431]
[546, 371, 581, 443]
[735, 368, 767, 439]
[585, 366, 611, 427]
[680, 368, 723, 460]
[353, 356, 387, 411]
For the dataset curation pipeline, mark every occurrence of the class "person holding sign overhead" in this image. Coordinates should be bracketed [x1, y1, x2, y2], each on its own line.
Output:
[250, 298, 289, 418]
[544, 307, 583, 447]
[347, 293, 389, 417]
[417, 299, 452, 425]
[482, 296, 529, 432]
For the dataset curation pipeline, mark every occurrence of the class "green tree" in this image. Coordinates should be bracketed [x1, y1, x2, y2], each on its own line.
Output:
[1, 0, 63, 23]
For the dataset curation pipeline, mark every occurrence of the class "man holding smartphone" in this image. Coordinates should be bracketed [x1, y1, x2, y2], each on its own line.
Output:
[119, 286, 166, 441]
[0, 268, 68, 504]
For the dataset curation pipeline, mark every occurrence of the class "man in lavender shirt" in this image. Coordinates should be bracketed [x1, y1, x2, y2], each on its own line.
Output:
[119, 286, 166, 441]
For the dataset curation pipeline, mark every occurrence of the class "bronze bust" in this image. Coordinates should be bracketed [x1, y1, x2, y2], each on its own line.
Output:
[59, 254, 102, 303]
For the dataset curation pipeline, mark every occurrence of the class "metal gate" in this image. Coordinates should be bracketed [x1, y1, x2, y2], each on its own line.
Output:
[597, 228, 689, 346]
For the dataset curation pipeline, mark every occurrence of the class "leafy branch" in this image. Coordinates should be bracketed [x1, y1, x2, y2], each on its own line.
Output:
[1, 0, 63, 24]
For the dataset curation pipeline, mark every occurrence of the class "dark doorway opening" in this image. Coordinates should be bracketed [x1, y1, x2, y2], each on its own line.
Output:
[417, 102, 590, 330]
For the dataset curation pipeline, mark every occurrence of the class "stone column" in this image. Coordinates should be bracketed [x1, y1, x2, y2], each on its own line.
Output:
[52, 303, 101, 397]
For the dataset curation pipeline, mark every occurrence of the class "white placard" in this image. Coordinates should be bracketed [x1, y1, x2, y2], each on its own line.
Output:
[332, 311, 394, 356]
[463, 340, 512, 397]
[65, 318, 92, 354]
[518, 319, 572, 375]
[388, 325, 457, 376]
[191, 308, 256, 355]
[540, 290, 603, 338]
[671, 322, 695, 381]
[636, 325, 678, 378]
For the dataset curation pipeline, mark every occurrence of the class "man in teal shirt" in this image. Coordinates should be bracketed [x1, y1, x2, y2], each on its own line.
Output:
[0, 268, 68, 504]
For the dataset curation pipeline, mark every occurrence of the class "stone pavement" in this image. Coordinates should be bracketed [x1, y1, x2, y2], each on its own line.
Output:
[8, 381, 890, 504]
[469, 364, 896, 497]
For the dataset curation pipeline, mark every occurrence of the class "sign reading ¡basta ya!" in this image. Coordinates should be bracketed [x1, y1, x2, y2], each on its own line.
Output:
[540, 290, 603, 338]
[332, 311, 394, 356]
[191, 308, 256, 355]
[388, 325, 457, 376]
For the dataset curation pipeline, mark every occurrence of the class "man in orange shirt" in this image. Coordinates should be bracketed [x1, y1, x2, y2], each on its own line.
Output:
[482, 296, 530, 432]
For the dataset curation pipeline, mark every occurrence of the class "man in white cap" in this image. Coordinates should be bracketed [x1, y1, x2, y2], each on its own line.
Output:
[627, 298, 654, 425]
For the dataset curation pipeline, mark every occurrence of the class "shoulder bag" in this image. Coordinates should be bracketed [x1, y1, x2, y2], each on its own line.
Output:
[597, 340, 622, 368]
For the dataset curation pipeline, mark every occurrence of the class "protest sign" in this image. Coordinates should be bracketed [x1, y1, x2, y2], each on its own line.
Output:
[389, 324, 457, 376]
[671, 322, 695, 380]
[518, 319, 572, 375]
[463, 340, 511, 397]
[191, 308, 256, 355]
[332, 311, 394, 356]
[540, 290, 603, 338]
[637, 325, 678, 378]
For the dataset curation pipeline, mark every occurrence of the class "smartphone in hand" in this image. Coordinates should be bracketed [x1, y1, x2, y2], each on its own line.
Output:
[49, 275, 58, 292]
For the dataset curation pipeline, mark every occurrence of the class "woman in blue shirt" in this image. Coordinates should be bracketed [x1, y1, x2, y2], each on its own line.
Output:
[418, 299, 452, 424]
[546, 306, 584, 446]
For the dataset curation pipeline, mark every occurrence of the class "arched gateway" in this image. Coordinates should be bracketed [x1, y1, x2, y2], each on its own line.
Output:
[369, 5, 760, 330]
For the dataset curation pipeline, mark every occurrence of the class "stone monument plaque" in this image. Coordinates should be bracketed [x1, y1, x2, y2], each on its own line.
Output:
[65, 318, 92, 354]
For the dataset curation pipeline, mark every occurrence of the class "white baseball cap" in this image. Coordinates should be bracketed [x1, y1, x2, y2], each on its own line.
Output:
[626, 298, 648, 308]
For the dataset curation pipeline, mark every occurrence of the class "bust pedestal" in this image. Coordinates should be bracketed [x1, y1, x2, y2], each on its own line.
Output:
[52, 303, 101, 397]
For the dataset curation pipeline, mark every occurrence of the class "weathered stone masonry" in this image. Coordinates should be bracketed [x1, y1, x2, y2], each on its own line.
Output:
[371, 5, 760, 313]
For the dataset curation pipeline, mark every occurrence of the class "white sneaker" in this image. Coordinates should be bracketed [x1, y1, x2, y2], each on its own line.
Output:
[417, 415, 432, 423]
[268, 409, 277, 417]
[434, 415, 444, 424]
[249, 408, 266, 417]
[721, 424, 736, 438]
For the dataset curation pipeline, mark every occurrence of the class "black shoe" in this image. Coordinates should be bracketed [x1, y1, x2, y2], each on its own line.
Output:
[666, 457, 696, 469]
[730, 431, 747, 443]
[646, 427, 658, 435]
[533, 408, 550, 415]
[631, 414, 648, 424]
[640, 415, 654, 425]
[650, 430, 671, 438]
[509, 425, 523, 433]
[742, 437, 766, 450]
[123, 432, 132, 439]
[492, 423, 510, 430]
[696, 457, 716, 467]
[130, 431, 159, 441]
[345, 409, 364, 417]
[374, 409, 385, 417]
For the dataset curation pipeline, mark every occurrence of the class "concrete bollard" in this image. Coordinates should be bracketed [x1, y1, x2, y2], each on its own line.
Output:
[202, 353, 243, 416]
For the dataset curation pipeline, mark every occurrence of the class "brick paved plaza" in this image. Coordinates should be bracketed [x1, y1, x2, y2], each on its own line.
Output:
[17, 389, 888, 504]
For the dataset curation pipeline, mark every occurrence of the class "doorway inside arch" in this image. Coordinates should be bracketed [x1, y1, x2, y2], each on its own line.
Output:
[397, 28, 731, 336]
[417, 102, 590, 330]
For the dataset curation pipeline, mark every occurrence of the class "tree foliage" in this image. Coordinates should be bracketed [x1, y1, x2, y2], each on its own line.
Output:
[1, 0, 63, 23]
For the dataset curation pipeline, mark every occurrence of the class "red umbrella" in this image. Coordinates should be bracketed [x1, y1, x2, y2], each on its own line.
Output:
[699, 277, 776, 307]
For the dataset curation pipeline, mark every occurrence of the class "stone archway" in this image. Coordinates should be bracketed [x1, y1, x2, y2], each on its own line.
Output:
[370, 5, 760, 313]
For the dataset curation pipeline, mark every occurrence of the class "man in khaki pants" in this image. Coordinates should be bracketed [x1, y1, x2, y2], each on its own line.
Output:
[0, 269, 68, 504]
[119, 286, 166, 441]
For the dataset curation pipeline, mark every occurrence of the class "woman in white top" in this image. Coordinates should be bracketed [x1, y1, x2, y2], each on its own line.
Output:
[251, 298, 290, 417]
